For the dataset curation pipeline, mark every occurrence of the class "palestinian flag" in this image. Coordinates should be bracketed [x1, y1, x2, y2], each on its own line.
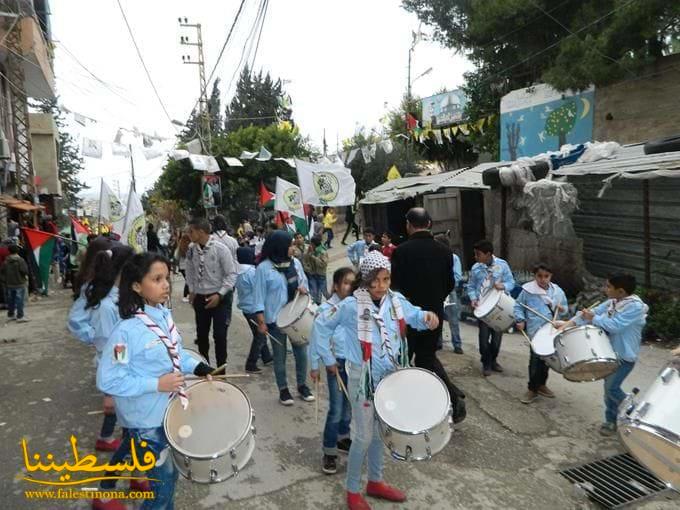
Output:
[70, 216, 90, 266]
[259, 180, 275, 208]
[21, 228, 56, 292]
[275, 211, 310, 236]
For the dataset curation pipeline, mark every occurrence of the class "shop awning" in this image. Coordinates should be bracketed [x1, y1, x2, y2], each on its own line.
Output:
[0, 195, 44, 211]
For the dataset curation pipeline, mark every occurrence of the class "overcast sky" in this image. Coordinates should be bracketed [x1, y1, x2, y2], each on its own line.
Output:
[51, 0, 473, 196]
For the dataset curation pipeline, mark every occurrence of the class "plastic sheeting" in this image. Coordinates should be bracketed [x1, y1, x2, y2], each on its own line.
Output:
[514, 179, 578, 237]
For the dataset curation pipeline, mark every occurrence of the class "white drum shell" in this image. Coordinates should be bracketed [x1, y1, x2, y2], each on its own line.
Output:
[474, 290, 516, 332]
[374, 368, 453, 461]
[164, 381, 256, 483]
[276, 295, 317, 346]
[618, 362, 680, 490]
[554, 326, 618, 382]
[531, 323, 563, 373]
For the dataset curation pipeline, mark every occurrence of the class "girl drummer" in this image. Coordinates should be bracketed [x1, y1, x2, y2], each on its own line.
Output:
[253, 230, 314, 406]
[514, 263, 568, 404]
[311, 251, 439, 510]
[309, 267, 357, 475]
[97, 253, 214, 509]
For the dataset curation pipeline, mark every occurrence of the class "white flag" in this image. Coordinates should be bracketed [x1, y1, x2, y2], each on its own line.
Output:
[82, 138, 103, 158]
[98, 179, 125, 223]
[255, 146, 272, 161]
[295, 159, 356, 206]
[121, 189, 147, 253]
[275, 177, 305, 219]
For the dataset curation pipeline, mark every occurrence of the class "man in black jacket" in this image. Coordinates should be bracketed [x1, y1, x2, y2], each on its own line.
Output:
[391, 208, 466, 422]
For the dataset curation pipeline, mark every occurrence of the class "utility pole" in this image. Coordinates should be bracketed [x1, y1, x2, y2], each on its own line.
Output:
[129, 143, 136, 192]
[323, 128, 327, 158]
[179, 17, 211, 154]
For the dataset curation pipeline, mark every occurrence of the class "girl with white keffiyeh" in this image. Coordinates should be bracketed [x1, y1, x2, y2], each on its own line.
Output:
[98, 253, 215, 510]
[311, 251, 439, 510]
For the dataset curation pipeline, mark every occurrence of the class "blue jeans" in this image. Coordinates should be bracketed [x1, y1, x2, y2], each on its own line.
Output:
[346, 363, 384, 493]
[323, 359, 351, 456]
[603, 360, 636, 424]
[7, 287, 25, 318]
[129, 427, 177, 509]
[444, 290, 462, 349]
[100, 428, 131, 490]
[268, 323, 308, 391]
[308, 274, 328, 305]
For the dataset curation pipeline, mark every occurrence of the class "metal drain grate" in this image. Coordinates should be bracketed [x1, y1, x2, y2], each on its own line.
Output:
[560, 452, 670, 508]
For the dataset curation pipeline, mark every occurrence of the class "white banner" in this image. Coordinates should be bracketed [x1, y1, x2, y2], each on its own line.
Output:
[295, 159, 356, 206]
[98, 179, 125, 223]
[275, 177, 305, 219]
[121, 189, 147, 253]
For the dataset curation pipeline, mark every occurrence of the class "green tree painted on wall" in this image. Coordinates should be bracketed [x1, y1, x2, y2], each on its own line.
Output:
[544, 100, 577, 149]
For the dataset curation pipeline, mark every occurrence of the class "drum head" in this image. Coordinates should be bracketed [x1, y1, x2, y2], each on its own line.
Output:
[276, 294, 310, 329]
[621, 426, 680, 491]
[532, 323, 558, 356]
[165, 381, 252, 457]
[474, 290, 500, 318]
[183, 348, 207, 365]
[374, 368, 450, 433]
[563, 360, 618, 382]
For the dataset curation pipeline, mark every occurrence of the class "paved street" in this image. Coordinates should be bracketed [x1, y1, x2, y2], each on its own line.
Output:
[1, 246, 678, 509]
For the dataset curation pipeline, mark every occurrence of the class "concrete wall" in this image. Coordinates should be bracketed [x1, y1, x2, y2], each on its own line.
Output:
[593, 54, 680, 144]
[29, 113, 60, 196]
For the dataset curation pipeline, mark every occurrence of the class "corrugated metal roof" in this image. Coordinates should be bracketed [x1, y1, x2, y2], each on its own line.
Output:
[553, 145, 680, 176]
[360, 164, 496, 204]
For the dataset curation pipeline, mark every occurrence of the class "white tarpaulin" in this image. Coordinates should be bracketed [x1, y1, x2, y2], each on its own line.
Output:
[295, 159, 356, 206]
[275, 177, 305, 219]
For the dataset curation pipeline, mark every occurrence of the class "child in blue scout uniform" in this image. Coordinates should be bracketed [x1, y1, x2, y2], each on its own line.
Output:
[97, 253, 214, 510]
[346, 227, 377, 266]
[514, 263, 568, 404]
[235, 246, 273, 373]
[559, 273, 647, 436]
[467, 239, 515, 376]
[309, 267, 357, 475]
[311, 251, 439, 510]
[253, 230, 314, 406]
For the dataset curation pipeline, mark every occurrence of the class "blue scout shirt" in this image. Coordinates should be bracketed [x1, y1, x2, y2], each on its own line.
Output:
[68, 288, 95, 344]
[573, 297, 646, 362]
[514, 282, 568, 338]
[235, 264, 258, 315]
[311, 292, 428, 382]
[452, 254, 462, 288]
[253, 258, 309, 325]
[309, 294, 343, 370]
[347, 240, 368, 265]
[97, 304, 199, 429]
[467, 256, 515, 301]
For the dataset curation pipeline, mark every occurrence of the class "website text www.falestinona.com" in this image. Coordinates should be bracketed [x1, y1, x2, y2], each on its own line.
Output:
[24, 487, 154, 501]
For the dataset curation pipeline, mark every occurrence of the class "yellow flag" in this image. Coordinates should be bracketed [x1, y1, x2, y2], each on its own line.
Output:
[459, 123, 470, 135]
[476, 117, 486, 133]
[450, 125, 459, 136]
[386, 165, 402, 181]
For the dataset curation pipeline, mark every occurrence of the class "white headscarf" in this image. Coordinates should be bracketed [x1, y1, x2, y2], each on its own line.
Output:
[359, 251, 391, 279]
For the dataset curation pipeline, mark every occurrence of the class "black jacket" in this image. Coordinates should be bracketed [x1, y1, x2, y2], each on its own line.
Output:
[391, 230, 454, 315]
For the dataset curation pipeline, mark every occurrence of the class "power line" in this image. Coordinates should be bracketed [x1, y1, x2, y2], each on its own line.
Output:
[115, 0, 177, 131]
[250, 0, 270, 69]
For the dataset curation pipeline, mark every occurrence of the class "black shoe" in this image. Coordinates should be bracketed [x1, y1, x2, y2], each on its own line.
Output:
[245, 366, 262, 374]
[482, 366, 492, 377]
[336, 438, 352, 454]
[279, 388, 294, 406]
[298, 384, 315, 402]
[454, 347, 464, 354]
[322, 454, 337, 474]
[193, 338, 199, 345]
[341, 241, 347, 246]
[492, 362, 504, 373]
[262, 358, 273, 366]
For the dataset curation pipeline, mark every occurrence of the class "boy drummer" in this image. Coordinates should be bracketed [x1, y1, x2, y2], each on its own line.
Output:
[558, 273, 647, 436]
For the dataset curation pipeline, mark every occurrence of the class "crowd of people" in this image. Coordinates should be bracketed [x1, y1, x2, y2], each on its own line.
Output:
[29, 203, 672, 510]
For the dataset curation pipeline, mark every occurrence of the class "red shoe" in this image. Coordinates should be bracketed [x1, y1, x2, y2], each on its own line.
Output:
[366, 480, 406, 502]
[92, 498, 126, 510]
[95, 438, 122, 452]
[129, 478, 151, 491]
[347, 491, 371, 510]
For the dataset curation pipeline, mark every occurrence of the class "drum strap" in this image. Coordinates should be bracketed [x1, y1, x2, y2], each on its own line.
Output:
[135, 311, 189, 409]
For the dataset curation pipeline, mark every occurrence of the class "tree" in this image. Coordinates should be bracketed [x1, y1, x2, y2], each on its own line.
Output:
[545, 100, 577, 148]
[402, 0, 680, 91]
[207, 78, 223, 137]
[225, 65, 292, 132]
[31, 98, 88, 208]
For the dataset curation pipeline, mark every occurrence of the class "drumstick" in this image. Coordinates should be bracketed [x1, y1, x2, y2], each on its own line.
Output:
[185, 374, 250, 380]
[248, 319, 283, 346]
[210, 363, 227, 376]
[518, 302, 556, 326]
[335, 370, 350, 401]
[315, 377, 320, 425]
[291, 291, 301, 311]
[518, 328, 532, 347]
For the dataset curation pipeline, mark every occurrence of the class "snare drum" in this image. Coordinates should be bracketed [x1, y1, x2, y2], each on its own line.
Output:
[553, 326, 618, 382]
[183, 349, 208, 387]
[164, 380, 255, 483]
[474, 289, 516, 332]
[530, 323, 562, 373]
[618, 361, 680, 490]
[276, 294, 318, 346]
[374, 368, 452, 461]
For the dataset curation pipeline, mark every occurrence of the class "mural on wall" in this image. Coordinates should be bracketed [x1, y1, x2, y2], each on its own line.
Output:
[500, 84, 594, 160]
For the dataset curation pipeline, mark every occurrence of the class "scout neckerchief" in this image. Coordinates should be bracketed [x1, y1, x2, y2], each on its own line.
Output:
[479, 257, 501, 297]
[522, 280, 557, 312]
[194, 237, 215, 281]
[607, 295, 648, 320]
[135, 309, 188, 409]
[355, 288, 407, 401]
